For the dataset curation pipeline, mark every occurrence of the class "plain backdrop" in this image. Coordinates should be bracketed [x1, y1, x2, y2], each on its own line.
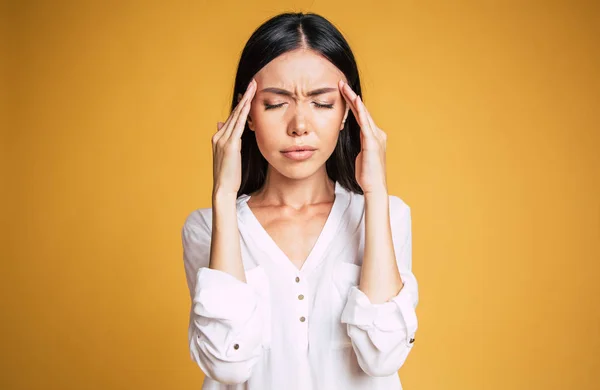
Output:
[1, 1, 599, 389]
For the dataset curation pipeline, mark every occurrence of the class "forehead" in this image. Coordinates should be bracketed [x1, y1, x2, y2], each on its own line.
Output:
[254, 48, 346, 87]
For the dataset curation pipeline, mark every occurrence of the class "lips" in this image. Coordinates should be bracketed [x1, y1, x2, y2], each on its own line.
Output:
[281, 146, 317, 152]
[281, 146, 317, 161]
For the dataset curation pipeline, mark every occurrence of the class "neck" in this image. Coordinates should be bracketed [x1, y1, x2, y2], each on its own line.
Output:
[249, 167, 335, 209]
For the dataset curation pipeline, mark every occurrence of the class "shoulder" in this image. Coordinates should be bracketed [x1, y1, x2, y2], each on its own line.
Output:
[181, 207, 214, 272]
[182, 193, 250, 233]
[181, 207, 213, 236]
[181, 193, 251, 236]
[347, 190, 410, 217]
[387, 195, 412, 245]
[181, 208, 214, 292]
[388, 194, 410, 220]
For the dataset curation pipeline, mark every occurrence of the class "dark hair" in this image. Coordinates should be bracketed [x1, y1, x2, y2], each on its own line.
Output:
[231, 12, 364, 197]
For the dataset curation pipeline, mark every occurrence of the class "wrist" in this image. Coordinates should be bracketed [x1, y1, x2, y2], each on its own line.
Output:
[364, 190, 389, 203]
[212, 189, 238, 206]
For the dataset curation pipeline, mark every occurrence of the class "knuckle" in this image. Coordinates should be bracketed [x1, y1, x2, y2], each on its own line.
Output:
[217, 138, 227, 148]
[225, 138, 239, 149]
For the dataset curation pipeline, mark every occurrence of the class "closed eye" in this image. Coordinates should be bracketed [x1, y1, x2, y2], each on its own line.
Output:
[264, 102, 334, 110]
[264, 103, 285, 110]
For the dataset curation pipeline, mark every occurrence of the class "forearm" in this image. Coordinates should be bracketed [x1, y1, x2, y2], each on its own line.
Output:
[343, 194, 419, 376]
[209, 191, 246, 283]
[359, 192, 403, 303]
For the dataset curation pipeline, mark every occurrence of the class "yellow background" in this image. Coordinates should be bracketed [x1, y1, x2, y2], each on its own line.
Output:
[2, 0, 599, 389]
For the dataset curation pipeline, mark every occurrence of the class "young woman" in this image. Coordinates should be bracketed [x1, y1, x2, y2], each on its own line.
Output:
[182, 12, 419, 390]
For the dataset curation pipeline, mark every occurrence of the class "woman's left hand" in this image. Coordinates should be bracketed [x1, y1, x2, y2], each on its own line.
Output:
[338, 80, 388, 196]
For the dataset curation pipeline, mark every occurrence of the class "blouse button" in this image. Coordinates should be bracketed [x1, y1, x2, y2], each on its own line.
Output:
[295, 276, 300, 283]
[233, 343, 240, 350]
[300, 316, 306, 322]
[298, 294, 304, 300]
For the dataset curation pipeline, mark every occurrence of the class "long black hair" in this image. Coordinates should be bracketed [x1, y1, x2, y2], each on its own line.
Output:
[231, 12, 364, 197]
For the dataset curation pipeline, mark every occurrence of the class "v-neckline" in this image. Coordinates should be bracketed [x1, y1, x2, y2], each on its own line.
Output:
[239, 181, 348, 275]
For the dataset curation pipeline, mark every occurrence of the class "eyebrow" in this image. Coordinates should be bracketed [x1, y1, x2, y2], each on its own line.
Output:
[259, 87, 338, 98]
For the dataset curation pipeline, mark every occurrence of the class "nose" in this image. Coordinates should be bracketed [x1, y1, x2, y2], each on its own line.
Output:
[287, 107, 309, 137]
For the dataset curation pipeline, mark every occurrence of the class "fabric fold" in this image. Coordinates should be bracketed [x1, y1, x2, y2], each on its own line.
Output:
[189, 267, 265, 383]
[192, 267, 264, 358]
[341, 285, 417, 354]
[193, 267, 260, 321]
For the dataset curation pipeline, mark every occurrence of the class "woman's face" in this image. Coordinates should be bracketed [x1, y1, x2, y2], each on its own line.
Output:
[244, 48, 350, 180]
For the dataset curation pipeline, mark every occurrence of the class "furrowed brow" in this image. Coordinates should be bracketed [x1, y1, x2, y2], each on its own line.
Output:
[260, 87, 337, 97]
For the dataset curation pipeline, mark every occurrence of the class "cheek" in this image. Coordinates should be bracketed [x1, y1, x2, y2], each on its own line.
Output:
[249, 104, 277, 129]
[251, 117, 278, 152]
[254, 129, 270, 146]
[249, 107, 272, 141]
[315, 108, 345, 139]
[316, 109, 344, 128]
[322, 125, 342, 150]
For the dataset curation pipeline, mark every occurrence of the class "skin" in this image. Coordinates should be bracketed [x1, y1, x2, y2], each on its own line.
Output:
[210, 48, 403, 304]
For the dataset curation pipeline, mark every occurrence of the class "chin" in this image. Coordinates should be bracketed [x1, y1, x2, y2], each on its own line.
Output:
[265, 155, 326, 180]
[271, 164, 320, 180]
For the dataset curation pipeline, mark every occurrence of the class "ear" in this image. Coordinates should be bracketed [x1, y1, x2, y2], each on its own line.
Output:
[237, 93, 255, 131]
[339, 107, 349, 131]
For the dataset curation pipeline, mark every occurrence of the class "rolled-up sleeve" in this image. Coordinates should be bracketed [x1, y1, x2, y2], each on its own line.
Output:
[340, 199, 419, 377]
[182, 212, 264, 384]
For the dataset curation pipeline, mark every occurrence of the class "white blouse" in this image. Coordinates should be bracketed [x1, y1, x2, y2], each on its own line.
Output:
[181, 181, 419, 389]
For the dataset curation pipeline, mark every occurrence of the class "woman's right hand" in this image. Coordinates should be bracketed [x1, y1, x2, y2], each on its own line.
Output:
[211, 78, 257, 198]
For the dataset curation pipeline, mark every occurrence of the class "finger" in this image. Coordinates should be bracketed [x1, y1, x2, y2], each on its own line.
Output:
[223, 79, 256, 140]
[364, 107, 386, 143]
[339, 80, 372, 136]
[338, 81, 361, 131]
[224, 83, 255, 142]
[361, 102, 387, 143]
[231, 97, 252, 139]
[216, 79, 254, 140]
[356, 96, 377, 137]
[357, 97, 378, 135]
[212, 121, 224, 147]
[338, 80, 357, 115]
[212, 121, 227, 147]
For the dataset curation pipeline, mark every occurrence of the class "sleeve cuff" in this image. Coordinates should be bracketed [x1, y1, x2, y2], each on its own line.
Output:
[390, 284, 418, 346]
[341, 284, 417, 348]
